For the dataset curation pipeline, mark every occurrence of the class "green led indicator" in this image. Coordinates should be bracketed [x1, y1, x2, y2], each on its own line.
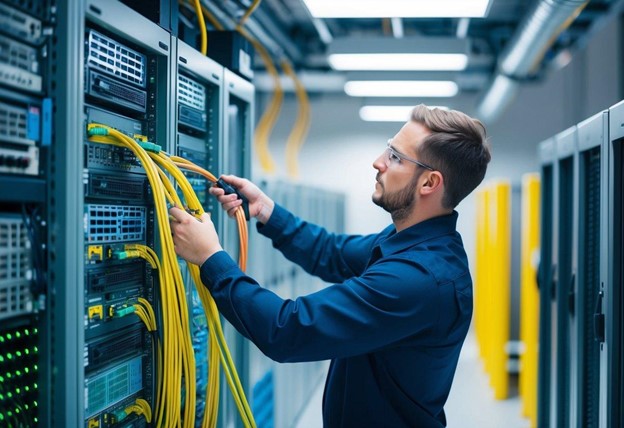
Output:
[15, 387, 20, 394]
[16, 370, 21, 377]
[33, 383, 38, 389]
[0, 393, 4, 400]
[15, 408, 19, 414]
[24, 404, 29, 410]
[6, 353, 12, 360]
[0, 376, 3, 382]
[34, 417, 38, 423]
[0, 336, 4, 343]
[6, 334, 12, 340]
[25, 386, 29, 392]
[24, 349, 29, 355]
[15, 351, 21, 358]
[24, 329, 29, 336]
[15, 332, 20, 339]
[34, 364, 38, 371]
[7, 411, 11, 417]
[6, 373, 11, 379]
[33, 328, 38, 334]
[33, 400, 38, 407]
[7, 392, 12, 399]
[0, 413, 4, 421]
[33, 346, 38, 353]
[24, 368, 29, 374]
[0, 356, 3, 363]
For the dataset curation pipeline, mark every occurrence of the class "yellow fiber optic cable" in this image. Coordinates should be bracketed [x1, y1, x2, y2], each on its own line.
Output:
[192, 0, 207, 55]
[87, 125, 196, 427]
[281, 59, 311, 178]
[239, 0, 262, 27]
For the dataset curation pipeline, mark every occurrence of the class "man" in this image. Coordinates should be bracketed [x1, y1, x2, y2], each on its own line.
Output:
[170, 105, 491, 427]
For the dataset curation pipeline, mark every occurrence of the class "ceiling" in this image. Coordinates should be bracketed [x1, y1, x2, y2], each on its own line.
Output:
[203, 0, 622, 121]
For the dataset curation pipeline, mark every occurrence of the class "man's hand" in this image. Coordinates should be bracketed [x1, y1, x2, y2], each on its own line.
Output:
[169, 207, 222, 266]
[209, 175, 275, 224]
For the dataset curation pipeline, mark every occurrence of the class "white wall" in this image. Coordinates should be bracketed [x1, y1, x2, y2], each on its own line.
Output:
[251, 13, 621, 261]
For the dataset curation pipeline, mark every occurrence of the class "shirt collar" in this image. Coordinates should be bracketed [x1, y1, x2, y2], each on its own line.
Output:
[378, 211, 459, 257]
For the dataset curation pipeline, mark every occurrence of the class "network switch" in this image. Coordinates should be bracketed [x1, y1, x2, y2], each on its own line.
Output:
[0, 3, 43, 45]
[0, 215, 33, 320]
[0, 34, 41, 93]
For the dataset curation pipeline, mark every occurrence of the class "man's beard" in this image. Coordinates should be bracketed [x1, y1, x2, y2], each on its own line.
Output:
[373, 171, 422, 222]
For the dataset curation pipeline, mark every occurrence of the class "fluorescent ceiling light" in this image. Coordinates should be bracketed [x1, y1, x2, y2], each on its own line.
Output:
[302, 0, 491, 18]
[345, 81, 458, 97]
[328, 53, 468, 71]
[360, 105, 449, 122]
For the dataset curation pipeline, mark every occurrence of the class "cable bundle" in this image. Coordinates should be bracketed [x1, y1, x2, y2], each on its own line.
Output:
[86, 123, 255, 428]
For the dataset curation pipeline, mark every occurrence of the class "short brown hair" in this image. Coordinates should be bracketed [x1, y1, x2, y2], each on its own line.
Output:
[411, 104, 490, 208]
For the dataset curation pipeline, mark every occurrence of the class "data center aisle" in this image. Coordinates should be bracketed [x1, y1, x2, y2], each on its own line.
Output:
[294, 329, 529, 428]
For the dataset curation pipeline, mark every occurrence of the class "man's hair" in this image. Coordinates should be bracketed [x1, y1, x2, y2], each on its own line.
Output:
[411, 104, 491, 209]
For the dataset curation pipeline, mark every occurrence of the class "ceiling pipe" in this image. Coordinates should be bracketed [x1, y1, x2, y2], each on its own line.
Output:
[477, 0, 589, 123]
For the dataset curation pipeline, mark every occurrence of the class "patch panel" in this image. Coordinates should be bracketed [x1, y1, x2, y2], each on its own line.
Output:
[84, 324, 148, 372]
[0, 3, 44, 45]
[85, 171, 149, 203]
[84, 204, 146, 244]
[0, 142, 38, 175]
[85, 285, 144, 338]
[84, 356, 143, 418]
[0, 323, 40, 426]
[85, 261, 145, 293]
[178, 134, 209, 205]
[0, 215, 33, 320]
[0, 33, 41, 93]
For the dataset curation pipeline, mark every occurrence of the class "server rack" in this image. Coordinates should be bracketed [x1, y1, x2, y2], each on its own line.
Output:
[606, 100, 624, 428]
[553, 127, 577, 428]
[220, 68, 254, 428]
[0, 0, 51, 425]
[575, 111, 607, 428]
[174, 38, 224, 427]
[537, 137, 555, 428]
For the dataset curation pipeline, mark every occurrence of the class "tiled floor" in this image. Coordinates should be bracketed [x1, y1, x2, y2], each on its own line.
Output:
[294, 330, 531, 428]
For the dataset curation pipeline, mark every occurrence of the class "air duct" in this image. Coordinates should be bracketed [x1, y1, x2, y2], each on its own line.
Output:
[477, 0, 589, 122]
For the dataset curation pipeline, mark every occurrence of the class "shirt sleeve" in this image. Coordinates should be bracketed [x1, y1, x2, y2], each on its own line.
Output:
[200, 250, 441, 363]
[256, 204, 382, 282]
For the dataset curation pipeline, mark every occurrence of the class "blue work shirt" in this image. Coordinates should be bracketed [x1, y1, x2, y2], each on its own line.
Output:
[200, 204, 473, 427]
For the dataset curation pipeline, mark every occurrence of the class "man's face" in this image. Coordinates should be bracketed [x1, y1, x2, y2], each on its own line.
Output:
[372, 121, 432, 221]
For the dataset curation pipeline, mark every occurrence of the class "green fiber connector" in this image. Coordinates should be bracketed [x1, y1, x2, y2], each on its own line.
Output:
[138, 141, 161, 153]
[87, 127, 109, 136]
[114, 251, 129, 260]
[114, 306, 136, 318]
[112, 409, 128, 422]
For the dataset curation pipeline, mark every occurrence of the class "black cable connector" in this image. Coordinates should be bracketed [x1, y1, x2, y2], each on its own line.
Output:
[216, 178, 250, 220]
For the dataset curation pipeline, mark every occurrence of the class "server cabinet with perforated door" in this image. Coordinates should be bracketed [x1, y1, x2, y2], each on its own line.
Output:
[537, 137, 555, 428]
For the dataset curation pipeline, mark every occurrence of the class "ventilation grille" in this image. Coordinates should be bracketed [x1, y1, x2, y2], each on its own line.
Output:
[85, 205, 146, 243]
[0, 215, 33, 319]
[87, 30, 146, 87]
[178, 74, 206, 110]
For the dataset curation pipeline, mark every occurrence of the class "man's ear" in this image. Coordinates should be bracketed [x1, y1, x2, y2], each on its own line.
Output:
[420, 171, 444, 196]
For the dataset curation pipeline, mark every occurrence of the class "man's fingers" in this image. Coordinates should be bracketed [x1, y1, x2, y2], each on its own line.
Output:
[200, 212, 211, 223]
[169, 206, 190, 222]
[220, 174, 246, 188]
